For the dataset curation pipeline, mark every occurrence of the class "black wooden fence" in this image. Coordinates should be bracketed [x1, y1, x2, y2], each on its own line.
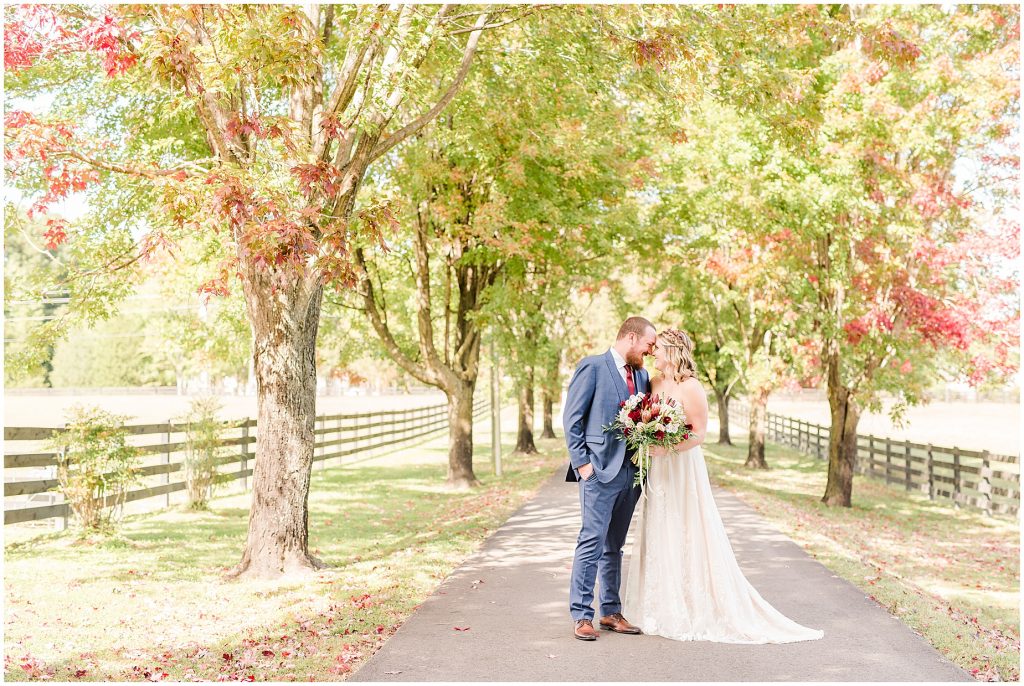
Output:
[729, 403, 1019, 516]
[4, 397, 489, 526]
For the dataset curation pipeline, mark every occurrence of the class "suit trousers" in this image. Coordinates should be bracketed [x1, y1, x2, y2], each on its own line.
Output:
[568, 456, 641, 621]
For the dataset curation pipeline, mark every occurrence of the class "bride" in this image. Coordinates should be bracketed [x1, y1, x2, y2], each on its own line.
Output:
[622, 329, 824, 644]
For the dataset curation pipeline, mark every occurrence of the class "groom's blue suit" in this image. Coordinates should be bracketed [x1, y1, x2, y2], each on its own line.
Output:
[563, 350, 648, 622]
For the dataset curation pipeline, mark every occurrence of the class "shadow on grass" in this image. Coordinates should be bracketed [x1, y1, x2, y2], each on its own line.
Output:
[4, 434, 568, 682]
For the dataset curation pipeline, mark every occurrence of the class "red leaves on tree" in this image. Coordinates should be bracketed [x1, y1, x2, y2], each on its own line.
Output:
[43, 218, 69, 249]
[291, 161, 345, 198]
[319, 114, 346, 140]
[631, 32, 676, 71]
[79, 13, 140, 77]
[5, 109, 103, 217]
[864, 23, 922, 67]
[226, 114, 269, 141]
[5, 6, 138, 77]
[910, 177, 967, 220]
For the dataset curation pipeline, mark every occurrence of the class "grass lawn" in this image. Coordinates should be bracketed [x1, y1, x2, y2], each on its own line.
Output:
[4, 422, 565, 682]
[703, 437, 1020, 682]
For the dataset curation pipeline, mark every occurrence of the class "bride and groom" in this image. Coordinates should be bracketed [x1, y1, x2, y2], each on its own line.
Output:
[563, 316, 824, 643]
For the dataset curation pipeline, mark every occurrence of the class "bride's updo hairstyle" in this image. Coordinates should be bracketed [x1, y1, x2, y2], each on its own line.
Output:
[659, 329, 697, 383]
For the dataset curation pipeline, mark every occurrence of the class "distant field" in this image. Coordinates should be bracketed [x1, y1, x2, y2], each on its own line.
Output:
[767, 399, 1020, 457]
[2, 390, 449, 427]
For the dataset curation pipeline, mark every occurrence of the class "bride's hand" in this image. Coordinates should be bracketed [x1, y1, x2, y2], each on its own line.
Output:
[648, 445, 668, 458]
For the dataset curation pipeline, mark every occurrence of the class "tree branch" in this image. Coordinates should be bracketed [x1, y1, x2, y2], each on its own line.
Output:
[54, 150, 216, 179]
[368, 11, 488, 162]
[355, 247, 438, 386]
[412, 210, 443, 373]
[446, 11, 539, 35]
[319, 4, 389, 157]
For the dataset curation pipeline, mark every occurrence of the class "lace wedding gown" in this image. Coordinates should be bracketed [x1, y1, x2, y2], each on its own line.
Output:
[622, 444, 824, 644]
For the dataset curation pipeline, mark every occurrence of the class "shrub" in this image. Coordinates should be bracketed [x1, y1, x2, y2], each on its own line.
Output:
[177, 396, 233, 510]
[49, 405, 140, 533]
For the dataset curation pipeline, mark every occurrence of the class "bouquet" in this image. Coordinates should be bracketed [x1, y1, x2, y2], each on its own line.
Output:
[604, 393, 695, 488]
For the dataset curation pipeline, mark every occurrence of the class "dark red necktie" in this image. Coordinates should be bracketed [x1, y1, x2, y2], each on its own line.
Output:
[624, 364, 636, 395]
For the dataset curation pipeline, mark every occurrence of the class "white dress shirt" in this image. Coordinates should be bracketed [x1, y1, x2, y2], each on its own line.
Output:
[608, 347, 631, 386]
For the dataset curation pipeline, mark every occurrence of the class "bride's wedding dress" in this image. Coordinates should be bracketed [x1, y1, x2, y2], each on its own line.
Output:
[622, 444, 824, 644]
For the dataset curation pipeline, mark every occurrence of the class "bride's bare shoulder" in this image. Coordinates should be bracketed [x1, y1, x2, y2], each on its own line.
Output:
[680, 375, 704, 392]
[679, 376, 709, 409]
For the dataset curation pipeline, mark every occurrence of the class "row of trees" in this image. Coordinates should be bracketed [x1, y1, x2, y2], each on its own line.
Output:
[5, 4, 1018, 577]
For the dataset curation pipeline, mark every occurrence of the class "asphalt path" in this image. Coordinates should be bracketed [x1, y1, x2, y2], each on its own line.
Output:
[353, 470, 969, 682]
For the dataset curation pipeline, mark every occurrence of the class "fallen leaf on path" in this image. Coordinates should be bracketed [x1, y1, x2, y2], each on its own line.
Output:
[384, 671, 403, 675]
[453, 627, 470, 632]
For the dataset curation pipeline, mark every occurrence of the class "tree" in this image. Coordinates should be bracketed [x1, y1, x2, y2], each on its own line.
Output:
[5, 4, 511, 576]
[771, 5, 1020, 506]
[646, 100, 804, 465]
[4, 208, 68, 386]
[352, 8, 636, 480]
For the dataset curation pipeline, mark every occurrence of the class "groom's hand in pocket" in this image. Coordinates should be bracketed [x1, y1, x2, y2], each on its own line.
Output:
[578, 463, 594, 481]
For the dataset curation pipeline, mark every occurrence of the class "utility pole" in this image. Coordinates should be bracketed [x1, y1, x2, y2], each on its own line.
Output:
[490, 337, 502, 477]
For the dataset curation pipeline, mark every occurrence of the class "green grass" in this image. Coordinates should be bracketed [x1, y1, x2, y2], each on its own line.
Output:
[703, 437, 1020, 682]
[4, 430, 565, 682]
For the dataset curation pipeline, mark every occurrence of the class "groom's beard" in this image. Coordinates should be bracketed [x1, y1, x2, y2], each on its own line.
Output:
[626, 351, 645, 367]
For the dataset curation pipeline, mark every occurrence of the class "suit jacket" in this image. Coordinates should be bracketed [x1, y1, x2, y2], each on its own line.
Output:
[563, 350, 651, 483]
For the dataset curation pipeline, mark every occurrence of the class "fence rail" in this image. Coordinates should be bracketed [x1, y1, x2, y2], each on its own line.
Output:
[729, 403, 1019, 516]
[4, 398, 489, 526]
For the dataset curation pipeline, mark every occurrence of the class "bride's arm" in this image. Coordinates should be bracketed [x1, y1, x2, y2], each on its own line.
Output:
[650, 379, 708, 456]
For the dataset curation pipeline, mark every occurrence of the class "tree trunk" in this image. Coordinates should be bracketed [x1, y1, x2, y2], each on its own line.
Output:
[230, 279, 325, 579]
[446, 381, 480, 489]
[540, 386, 556, 439]
[515, 367, 538, 454]
[540, 356, 558, 439]
[715, 388, 732, 445]
[745, 388, 770, 469]
[822, 384, 860, 507]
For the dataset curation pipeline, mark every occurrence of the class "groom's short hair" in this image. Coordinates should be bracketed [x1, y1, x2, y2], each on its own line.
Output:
[616, 316, 655, 340]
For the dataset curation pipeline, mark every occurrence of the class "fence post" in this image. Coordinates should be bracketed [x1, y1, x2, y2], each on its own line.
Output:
[952, 446, 962, 509]
[59, 446, 69, 532]
[355, 413, 361, 457]
[926, 443, 934, 501]
[979, 450, 992, 516]
[165, 423, 172, 508]
[884, 437, 893, 485]
[904, 441, 912, 492]
[866, 435, 873, 477]
[317, 415, 324, 470]
[241, 421, 250, 491]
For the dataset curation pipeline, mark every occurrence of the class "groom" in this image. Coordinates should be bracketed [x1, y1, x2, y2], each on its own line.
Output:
[563, 316, 656, 641]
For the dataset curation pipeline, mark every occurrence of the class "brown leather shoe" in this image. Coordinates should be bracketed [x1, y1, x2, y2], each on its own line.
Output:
[574, 618, 599, 641]
[599, 612, 642, 635]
